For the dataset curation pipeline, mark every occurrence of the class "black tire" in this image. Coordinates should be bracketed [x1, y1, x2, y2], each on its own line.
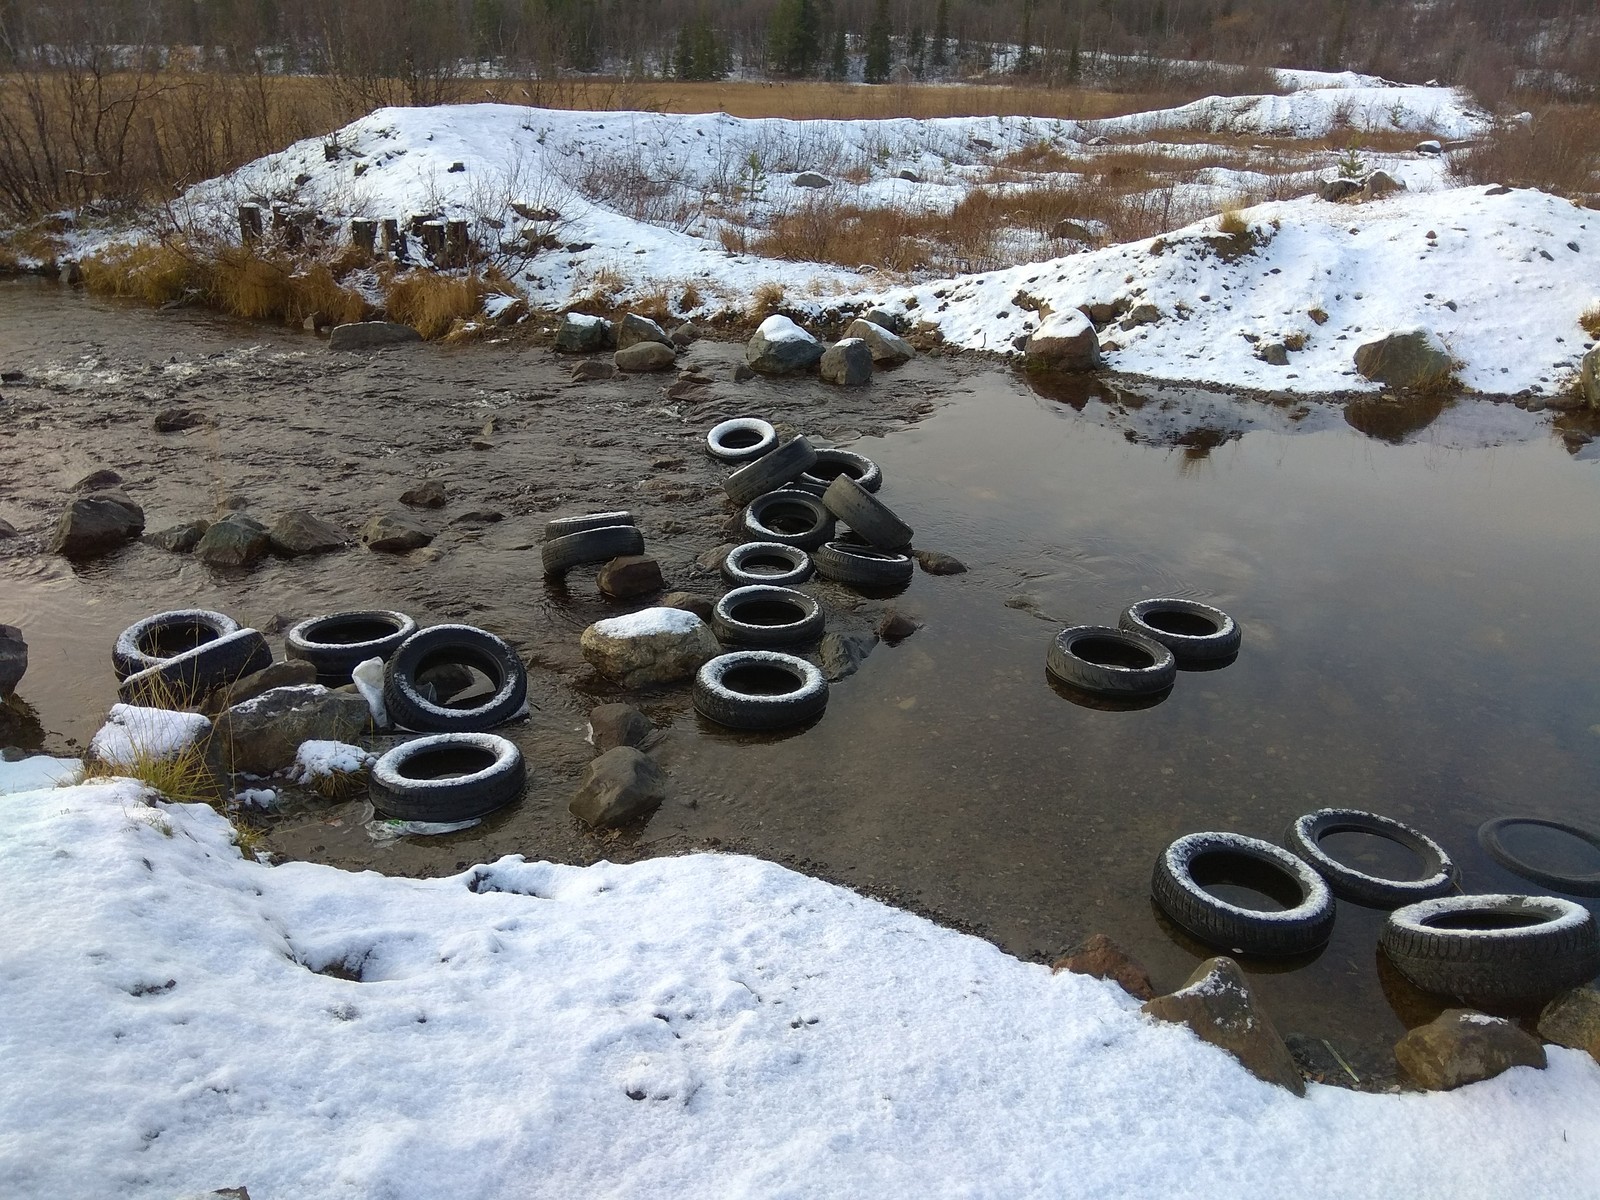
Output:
[368, 732, 525, 822]
[1046, 625, 1176, 697]
[541, 510, 636, 542]
[383, 624, 528, 732]
[1284, 809, 1457, 908]
[820, 475, 912, 551]
[541, 524, 645, 577]
[1478, 817, 1600, 896]
[118, 627, 274, 707]
[1152, 831, 1336, 957]
[706, 418, 777, 463]
[725, 436, 817, 506]
[286, 610, 418, 684]
[693, 651, 829, 730]
[812, 540, 914, 588]
[722, 541, 814, 587]
[112, 610, 241, 681]
[1381, 894, 1600, 1007]
[795, 448, 883, 496]
[742, 490, 836, 551]
[711, 585, 825, 647]
[1120, 598, 1241, 665]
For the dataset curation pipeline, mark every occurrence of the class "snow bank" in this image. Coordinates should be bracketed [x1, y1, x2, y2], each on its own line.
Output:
[0, 755, 80, 794]
[869, 186, 1598, 396]
[1084, 85, 1488, 140]
[3, 781, 1598, 1199]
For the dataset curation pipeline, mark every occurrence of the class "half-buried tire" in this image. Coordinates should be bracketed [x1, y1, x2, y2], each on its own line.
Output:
[693, 651, 828, 731]
[541, 510, 636, 541]
[1152, 831, 1336, 957]
[384, 625, 528, 732]
[369, 732, 525, 822]
[113, 609, 241, 681]
[286, 610, 417, 684]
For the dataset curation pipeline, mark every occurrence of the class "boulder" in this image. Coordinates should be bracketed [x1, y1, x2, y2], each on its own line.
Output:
[152, 406, 207, 433]
[399, 480, 448, 509]
[1119, 302, 1162, 330]
[50, 492, 144, 558]
[589, 703, 653, 752]
[896, 169, 920, 182]
[1318, 177, 1362, 202]
[733, 362, 756, 383]
[580, 607, 719, 688]
[555, 312, 613, 353]
[569, 746, 667, 828]
[1256, 340, 1290, 366]
[659, 591, 716, 622]
[268, 510, 347, 557]
[820, 338, 874, 387]
[1025, 309, 1102, 372]
[1537, 988, 1600, 1062]
[862, 309, 902, 332]
[913, 549, 967, 575]
[793, 172, 832, 188]
[1394, 1009, 1546, 1091]
[1353, 328, 1453, 390]
[597, 555, 665, 600]
[72, 468, 122, 492]
[670, 322, 701, 348]
[145, 520, 210, 553]
[210, 684, 371, 776]
[1415, 139, 1443, 154]
[0, 624, 25, 698]
[194, 514, 271, 568]
[362, 511, 433, 553]
[327, 321, 421, 351]
[1053, 933, 1154, 1000]
[200, 659, 319, 716]
[571, 359, 617, 382]
[1361, 169, 1407, 200]
[615, 313, 672, 350]
[819, 630, 877, 682]
[876, 608, 920, 643]
[745, 315, 825, 375]
[843, 318, 914, 366]
[1142, 957, 1305, 1094]
[614, 341, 676, 372]
[1581, 347, 1600, 410]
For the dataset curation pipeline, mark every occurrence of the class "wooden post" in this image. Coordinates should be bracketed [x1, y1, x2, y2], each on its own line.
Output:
[350, 219, 377, 254]
[445, 219, 470, 267]
[381, 219, 405, 262]
[238, 204, 263, 244]
[420, 221, 446, 264]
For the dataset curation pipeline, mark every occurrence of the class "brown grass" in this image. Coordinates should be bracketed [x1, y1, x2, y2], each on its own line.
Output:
[383, 270, 491, 339]
[1581, 303, 1600, 339]
[1217, 208, 1249, 236]
[1452, 104, 1600, 204]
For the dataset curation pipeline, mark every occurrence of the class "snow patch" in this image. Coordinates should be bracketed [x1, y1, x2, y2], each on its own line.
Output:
[88, 705, 210, 766]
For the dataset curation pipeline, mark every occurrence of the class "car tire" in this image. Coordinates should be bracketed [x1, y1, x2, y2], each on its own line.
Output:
[712, 585, 825, 647]
[820, 475, 912, 551]
[693, 651, 828, 730]
[286, 610, 418, 684]
[1478, 817, 1600, 897]
[1046, 625, 1176, 697]
[369, 732, 525, 822]
[812, 540, 914, 588]
[1152, 831, 1336, 957]
[725, 436, 817, 506]
[541, 524, 645, 577]
[722, 541, 814, 587]
[742, 489, 835, 551]
[1120, 598, 1241, 665]
[383, 625, 528, 732]
[706, 418, 778, 463]
[1284, 809, 1457, 908]
[112, 610, 241, 681]
[118, 627, 274, 707]
[542, 511, 636, 541]
[795, 448, 883, 495]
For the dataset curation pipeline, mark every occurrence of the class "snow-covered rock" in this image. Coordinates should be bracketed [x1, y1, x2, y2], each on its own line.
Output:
[580, 607, 719, 687]
[1025, 309, 1102, 371]
[746, 314, 824, 375]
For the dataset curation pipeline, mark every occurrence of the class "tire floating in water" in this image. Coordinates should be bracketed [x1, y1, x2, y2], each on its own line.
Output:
[118, 627, 274, 707]
[1119, 597, 1241, 666]
[369, 732, 526, 822]
[1046, 625, 1176, 698]
[286, 609, 418, 684]
[1283, 808, 1457, 908]
[1152, 831, 1336, 957]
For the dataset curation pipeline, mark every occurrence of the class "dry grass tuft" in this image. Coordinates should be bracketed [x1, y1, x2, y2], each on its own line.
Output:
[1217, 207, 1250, 236]
[1580, 303, 1600, 339]
[80, 242, 204, 305]
[678, 280, 703, 311]
[750, 281, 786, 316]
[384, 270, 490, 339]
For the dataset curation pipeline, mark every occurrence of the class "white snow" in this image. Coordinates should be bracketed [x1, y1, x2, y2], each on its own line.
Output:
[291, 740, 374, 783]
[88, 704, 211, 767]
[755, 313, 819, 345]
[1033, 307, 1095, 341]
[1081, 85, 1487, 140]
[3, 780, 1599, 1199]
[592, 607, 707, 638]
[0, 755, 81, 794]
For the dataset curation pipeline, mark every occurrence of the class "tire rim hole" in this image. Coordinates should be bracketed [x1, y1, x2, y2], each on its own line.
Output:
[397, 746, 498, 780]
[759, 505, 821, 534]
[721, 665, 803, 696]
[729, 600, 807, 627]
[1071, 636, 1154, 670]
[808, 462, 859, 482]
[313, 619, 400, 645]
[1424, 911, 1546, 932]
[414, 650, 502, 708]
[741, 554, 799, 574]
[1316, 830, 1430, 881]
[143, 625, 220, 657]
[1495, 825, 1600, 876]
[1144, 610, 1219, 637]
[1190, 852, 1304, 912]
[722, 430, 762, 448]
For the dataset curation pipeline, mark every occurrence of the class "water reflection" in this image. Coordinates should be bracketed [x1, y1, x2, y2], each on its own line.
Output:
[1343, 393, 1449, 443]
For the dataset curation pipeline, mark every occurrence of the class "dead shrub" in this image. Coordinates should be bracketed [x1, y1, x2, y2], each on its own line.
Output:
[1580, 303, 1600, 339]
[1217, 208, 1249, 236]
[384, 271, 489, 339]
[678, 280, 703, 311]
[1452, 106, 1600, 203]
[750, 281, 786, 316]
[80, 242, 205, 306]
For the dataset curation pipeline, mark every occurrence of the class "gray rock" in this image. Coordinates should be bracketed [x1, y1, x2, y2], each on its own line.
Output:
[843, 318, 915, 366]
[580, 607, 720, 687]
[0, 624, 25, 698]
[820, 338, 874, 387]
[1361, 169, 1407, 199]
[745, 315, 824, 375]
[1052, 219, 1094, 241]
[1394, 1009, 1546, 1091]
[50, 492, 145, 558]
[1025, 309, 1102, 372]
[452, 509, 504, 527]
[1318, 177, 1362, 202]
[569, 746, 667, 828]
[598, 554, 665, 599]
[1142, 957, 1305, 1095]
[153, 406, 207, 433]
[615, 313, 671, 350]
[876, 608, 920, 643]
[194, 514, 271, 568]
[819, 630, 877, 682]
[72, 468, 122, 493]
[1581, 348, 1600, 410]
[200, 659, 319, 716]
[327, 321, 422, 351]
[896, 169, 920, 182]
[1538, 988, 1600, 1062]
[400, 480, 448, 509]
[665, 373, 712, 401]
[670, 322, 701, 348]
[1118, 302, 1162, 330]
[145, 520, 211, 553]
[362, 511, 433, 553]
[1256, 340, 1290, 366]
[0, 517, 16, 538]
[693, 543, 736, 575]
[614, 341, 676, 372]
[1415, 139, 1443, 154]
[659, 591, 716, 622]
[1353, 329, 1453, 390]
[571, 359, 617, 382]
[913, 549, 967, 575]
[589, 703, 653, 753]
[793, 171, 832, 188]
[1052, 933, 1154, 1000]
[211, 684, 372, 776]
[733, 363, 756, 383]
[268, 510, 347, 557]
[555, 312, 613, 353]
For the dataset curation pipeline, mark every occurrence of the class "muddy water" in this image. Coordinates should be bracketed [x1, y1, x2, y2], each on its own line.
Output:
[4, 280, 1599, 1086]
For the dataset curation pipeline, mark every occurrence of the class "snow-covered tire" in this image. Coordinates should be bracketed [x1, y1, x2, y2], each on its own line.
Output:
[706, 418, 777, 463]
[542, 511, 636, 541]
[721, 541, 814, 587]
[112, 609, 240, 681]
[1046, 625, 1176, 697]
[286, 610, 417, 684]
[541, 524, 645, 576]
[1478, 818, 1600, 897]
[742, 489, 835, 551]
[820, 475, 912, 551]
[1152, 832, 1336, 957]
[725, 435, 817, 506]
[1284, 809, 1456, 908]
[383, 625, 528, 733]
[795, 448, 882, 496]
[711, 585, 824, 647]
[118, 627, 273, 707]
[1381, 894, 1600, 1007]
[693, 651, 828, 731]
[369, 733, 525, 822]
[812, 540, 914, 589]
[1119, 598, 1241, 665]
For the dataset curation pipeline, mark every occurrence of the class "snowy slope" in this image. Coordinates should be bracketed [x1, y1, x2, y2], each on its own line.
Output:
[3, 780, 1599, 1199]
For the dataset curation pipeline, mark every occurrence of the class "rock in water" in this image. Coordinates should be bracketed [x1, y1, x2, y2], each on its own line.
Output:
[588, 703, 653, 752]
[327, 321, 422, 351]
[615, 313, 672, 350]
[1025, 309, 1103, 372]
[745, 314, 825, 375]
[50, 492, 145, 558]
[1353, 328, 1453, 390]
[569, 746, 667, 828]
[362, 511, 433, 553]
[554, 312, 613, 353]
[268, 510, 347, 557]
[194, 514, 271, 568]
[1581, 348, 1599, 411]
[597, 555, 665, 599]
[0, 624, 26, 698]
[71, 468, 122, 492]
[1053, 933, 1155, 1000]
[843, 318, 915, 366]
[580, 608, 719, 687]
[819, 631, 877, 681]
[614, 341, 676, 372]
[1394, 1009, 1546, 1091]
[1141, 957, 1305, 1094]
[211, 684, 372, 776]
[399, 480, 448, 509]
[820, 339, 873, 387]
[913, 549, 967, 575]
[144, 520, 210, 554]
